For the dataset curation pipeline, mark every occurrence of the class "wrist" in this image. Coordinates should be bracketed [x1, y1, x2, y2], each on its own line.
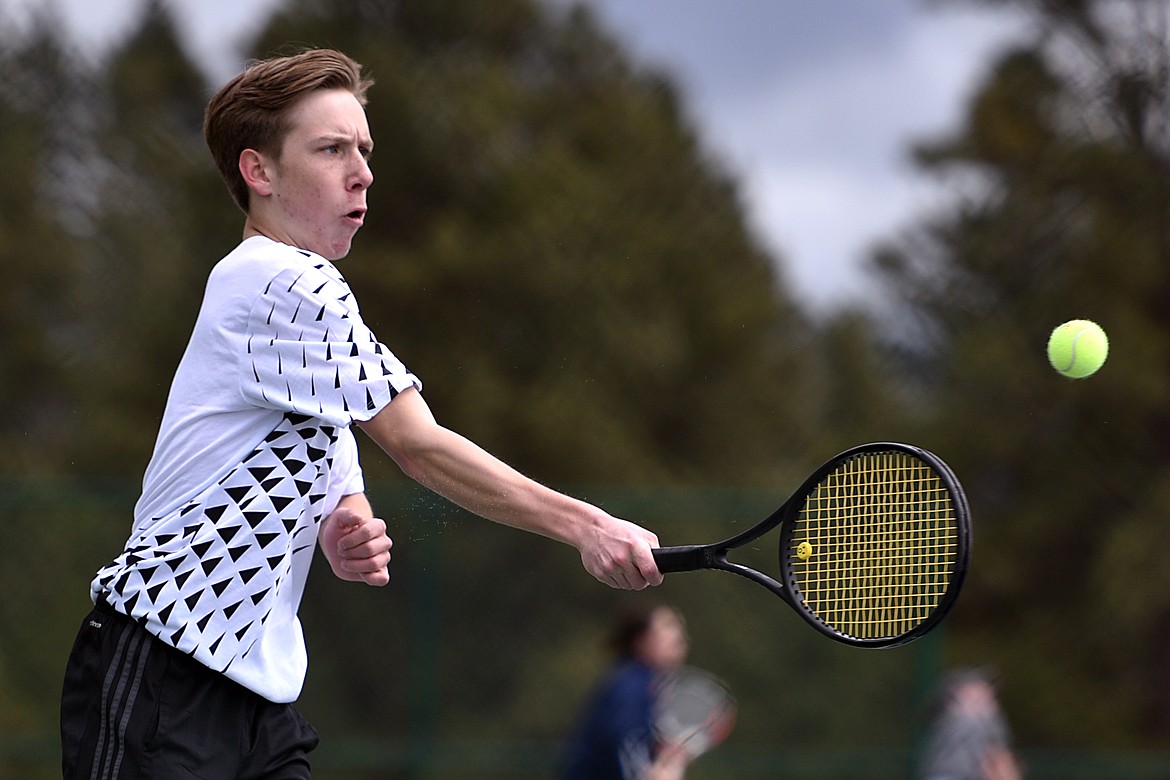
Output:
[558, 500, 609, 550]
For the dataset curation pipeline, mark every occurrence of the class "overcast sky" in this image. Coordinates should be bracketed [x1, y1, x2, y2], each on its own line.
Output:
[4, 0, 1024, 308]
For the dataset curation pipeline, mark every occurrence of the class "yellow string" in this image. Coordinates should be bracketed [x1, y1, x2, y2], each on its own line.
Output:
[787, 451, 960, 640]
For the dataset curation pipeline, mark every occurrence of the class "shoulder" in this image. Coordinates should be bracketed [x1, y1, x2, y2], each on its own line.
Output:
[210, 236, 342, 290]
[208, 237, 356, 314]
[605, 661, 655, 698]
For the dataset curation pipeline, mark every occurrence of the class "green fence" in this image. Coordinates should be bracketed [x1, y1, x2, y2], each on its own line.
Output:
[3, 479, 1169, 778]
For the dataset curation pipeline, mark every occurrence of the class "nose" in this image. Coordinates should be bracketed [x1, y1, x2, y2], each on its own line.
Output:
[350, 155, 373, 191]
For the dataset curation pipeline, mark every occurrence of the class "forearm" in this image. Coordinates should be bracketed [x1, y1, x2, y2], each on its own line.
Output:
[357, 388, 661, 589]
[359, 395, 597, 546]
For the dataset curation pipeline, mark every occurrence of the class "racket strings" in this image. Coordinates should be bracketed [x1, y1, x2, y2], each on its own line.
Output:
[789, 451, 960, 640]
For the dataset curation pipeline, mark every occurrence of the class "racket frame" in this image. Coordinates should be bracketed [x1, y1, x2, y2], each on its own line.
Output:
[652, 665, 736, 759]
[653, 442, 971, 648]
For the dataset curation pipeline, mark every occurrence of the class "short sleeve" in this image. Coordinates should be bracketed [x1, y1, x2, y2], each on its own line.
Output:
[241, 260, 421, 426]
[330, 426, 366, 498]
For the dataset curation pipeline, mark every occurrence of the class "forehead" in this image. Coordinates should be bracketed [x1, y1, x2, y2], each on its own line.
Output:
[284, 88, 371, 140]
[649, 607, 683, 631]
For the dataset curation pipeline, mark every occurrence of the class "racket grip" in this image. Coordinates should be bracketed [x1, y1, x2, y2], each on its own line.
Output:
[652, 545, 709, 573]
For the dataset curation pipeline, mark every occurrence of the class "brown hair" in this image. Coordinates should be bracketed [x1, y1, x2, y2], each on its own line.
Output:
[203, 48, 375, 212]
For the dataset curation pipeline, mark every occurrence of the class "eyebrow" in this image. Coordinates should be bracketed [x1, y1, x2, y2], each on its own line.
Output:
[313, 133, 374, 149]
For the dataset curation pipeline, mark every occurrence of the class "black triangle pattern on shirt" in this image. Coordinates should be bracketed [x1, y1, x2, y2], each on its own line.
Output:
[244, 261, 418, 426]
[92, 412, 339, 671]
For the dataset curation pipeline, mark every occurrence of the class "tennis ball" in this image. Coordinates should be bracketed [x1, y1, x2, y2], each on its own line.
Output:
[1047, 319, 1108, 378]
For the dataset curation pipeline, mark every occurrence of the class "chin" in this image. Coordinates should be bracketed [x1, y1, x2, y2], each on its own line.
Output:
[323, 242, 354, 261]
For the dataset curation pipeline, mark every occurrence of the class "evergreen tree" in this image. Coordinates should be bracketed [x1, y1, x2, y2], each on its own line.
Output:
[239, 0, 906, 756]
[0, 0, 926, 770]
[252, 0, 826, 488]
[0, 18, 89, 474]
[61, 0, 239, 475]
[872, 0, 1170, 745]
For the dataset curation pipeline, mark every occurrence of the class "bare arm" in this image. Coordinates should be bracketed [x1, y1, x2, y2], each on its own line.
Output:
[356, 388, 662, 589]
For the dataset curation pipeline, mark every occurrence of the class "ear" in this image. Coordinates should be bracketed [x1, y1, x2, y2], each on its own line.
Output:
[239, 148, 275, 198]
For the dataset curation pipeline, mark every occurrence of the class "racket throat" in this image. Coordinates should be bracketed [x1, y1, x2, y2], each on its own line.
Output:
[715, 561, 788, 600]
[653, 546, 789, 600]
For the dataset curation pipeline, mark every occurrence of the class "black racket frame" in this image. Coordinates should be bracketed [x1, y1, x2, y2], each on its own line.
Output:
[652, 442, 971, 648]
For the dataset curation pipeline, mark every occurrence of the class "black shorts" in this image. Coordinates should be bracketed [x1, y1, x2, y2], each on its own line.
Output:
[61, 600, 319, 779]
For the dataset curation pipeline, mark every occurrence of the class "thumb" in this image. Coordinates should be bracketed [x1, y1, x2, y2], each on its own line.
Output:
[330, 506, 363, 531]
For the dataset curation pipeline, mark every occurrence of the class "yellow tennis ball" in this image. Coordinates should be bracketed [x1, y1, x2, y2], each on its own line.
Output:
[1047, 319, 1108, 378]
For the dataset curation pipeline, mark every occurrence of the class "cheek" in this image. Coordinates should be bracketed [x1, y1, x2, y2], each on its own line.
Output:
[277, 180, 326, 219]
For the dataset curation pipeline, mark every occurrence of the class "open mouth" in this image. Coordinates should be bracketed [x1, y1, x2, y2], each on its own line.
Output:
[345, 209, 366, 225]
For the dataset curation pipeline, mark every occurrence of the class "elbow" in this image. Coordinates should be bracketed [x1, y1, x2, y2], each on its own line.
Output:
[356, 388, 443, 486]
[390, 447, 427, 483]
[357, 417, 431, 484]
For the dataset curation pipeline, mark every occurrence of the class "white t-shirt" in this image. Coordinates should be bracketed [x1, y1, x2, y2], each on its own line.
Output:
[91, 236, 421, 703]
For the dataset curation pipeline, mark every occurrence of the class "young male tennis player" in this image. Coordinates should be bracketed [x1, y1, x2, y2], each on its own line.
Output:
[61, 48, 663, 779]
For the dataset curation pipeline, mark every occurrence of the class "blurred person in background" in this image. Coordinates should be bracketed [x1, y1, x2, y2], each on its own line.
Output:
[561, 603, 716, 780]
[60, 47, 663, 780]
[917, 668, 1023, 780]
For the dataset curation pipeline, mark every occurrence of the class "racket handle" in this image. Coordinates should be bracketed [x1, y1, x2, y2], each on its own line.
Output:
[652, 545, 709, 573]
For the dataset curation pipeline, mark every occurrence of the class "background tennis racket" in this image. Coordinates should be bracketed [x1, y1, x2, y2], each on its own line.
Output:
[653, 442, 971, 648]
[653, 666, 736, 760]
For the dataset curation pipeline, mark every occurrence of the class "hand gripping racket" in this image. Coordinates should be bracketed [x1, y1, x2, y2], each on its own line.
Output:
[652, 442, 971, 648]
[653, 666, 736, 760]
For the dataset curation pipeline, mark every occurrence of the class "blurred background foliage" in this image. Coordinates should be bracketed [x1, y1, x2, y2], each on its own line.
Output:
[0, 0, 1168, 777]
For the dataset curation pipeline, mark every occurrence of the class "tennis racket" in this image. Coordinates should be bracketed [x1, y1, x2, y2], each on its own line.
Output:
[653, 666, 736, 760]
[653, 442, 971, 648]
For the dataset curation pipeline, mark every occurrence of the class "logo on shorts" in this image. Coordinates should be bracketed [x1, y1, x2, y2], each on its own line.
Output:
[88, 620, 103, 629]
